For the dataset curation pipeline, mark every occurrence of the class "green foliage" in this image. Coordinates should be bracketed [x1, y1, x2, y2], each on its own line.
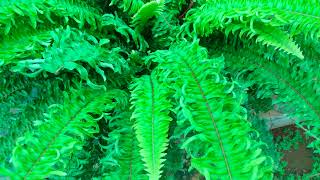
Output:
[100, 111, 147, 179]
[0, 0, 102, 34]
[0, 0, 319, 179]
[222, 47, 320, 153]
[149, 41, 273, 179]
[130, 74, 172, 179]
[0, 88, 125, 178]
[180, 0, 320, 59]
[11, 26, 129, 89]
[101, 13, 148, 50]
[0, 27, 53, 65]
[132, 0, 165, 32]
[109, 0, 144, 15]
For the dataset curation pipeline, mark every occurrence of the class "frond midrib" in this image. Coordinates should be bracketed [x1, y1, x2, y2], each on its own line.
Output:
[255, 61, 320, 119]
[183, 60, 233, 180]
[23, 99, 92, 178]
[149, 76, 157, 177]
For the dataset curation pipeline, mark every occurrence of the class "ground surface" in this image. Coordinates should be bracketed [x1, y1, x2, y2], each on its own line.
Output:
[272, 125, 314, 176]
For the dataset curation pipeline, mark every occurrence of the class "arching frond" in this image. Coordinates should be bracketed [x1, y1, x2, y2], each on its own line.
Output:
[223, 47, 320, 153]
[10, 27, 128, 89]
[181, 1, 305, 59]
[109, 0, 144, 15]
[208, 0, 320, 39]
[149, 41, 273, 179]
[101, 111, 147, 179]
[132, 1, 165, 32]
[0, 27, 53, 66]
[101, 14, 148, 51]
[0, 88, 126, 179]
[0, 75, 63, 166]
[0, 0, 102, 34]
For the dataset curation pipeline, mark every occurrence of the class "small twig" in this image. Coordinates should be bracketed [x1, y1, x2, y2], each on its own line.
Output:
[179, 0, 194, 19]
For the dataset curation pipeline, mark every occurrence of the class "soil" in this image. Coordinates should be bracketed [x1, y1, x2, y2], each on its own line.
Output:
[283, 143, 314, 174]
[272, 125, 314, 175]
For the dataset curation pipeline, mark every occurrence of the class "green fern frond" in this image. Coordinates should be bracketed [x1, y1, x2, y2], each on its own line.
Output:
[132, 1, 165, 32]
[10, 27, 128, 89]
[109, 0, 145, 15]
[0, 0, 101, 34]
[149, 41, 273, 179]
[209, 0, 320, 39]
[0, 74, 65, 166]
[130, 74, 172, 180]
[181, 1, 304, 59]
[223, 48, 320, 152]
[0, 88, 125, 179]
[101, 111, 147, 179]
[102, 14, 149, 51]
[226, 22, 304, 59]
[0, 27, 53, 66]
[150, 0, 184, 48]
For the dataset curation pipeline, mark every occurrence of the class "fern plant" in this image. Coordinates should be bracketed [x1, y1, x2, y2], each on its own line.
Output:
[0, 0, 319, 179]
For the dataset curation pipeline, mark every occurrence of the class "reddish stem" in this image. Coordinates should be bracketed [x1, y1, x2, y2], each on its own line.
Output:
[179, 0, 194, 19]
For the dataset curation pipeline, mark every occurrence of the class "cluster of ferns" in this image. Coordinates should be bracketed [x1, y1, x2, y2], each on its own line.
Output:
[0, 0, 319, 179]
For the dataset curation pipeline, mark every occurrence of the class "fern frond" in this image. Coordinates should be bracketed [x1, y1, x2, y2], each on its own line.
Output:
[223, 47, 320, 153]
[101, 111, 147, 179]
[227, 22, 303, 59]
[102, 14, 149, 51]
[0, 74, 65, 166]
[0, 0, 101, 34]
[132, 1, 165, 32]
[181, 1, 306, 59]
[130, 74, 172, 180]
[149, 41, 273, 179]
[0, 27, 53, 66]
[10, 27, 128, 89]
[109, 0, 144, 15]
[208, 0, 320, 39]
[150, 0, 185, 48]
[0, 88, 126, 179]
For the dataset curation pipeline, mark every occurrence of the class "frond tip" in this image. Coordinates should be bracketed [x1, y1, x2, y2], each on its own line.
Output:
[132, 0, 165, 31]
[181, 1, 305, 59]
[130, 74, 172, 180]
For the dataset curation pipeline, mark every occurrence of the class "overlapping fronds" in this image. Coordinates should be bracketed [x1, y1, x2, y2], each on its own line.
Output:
[148, 41, 273, 179]
[0, 88, 126, 179]
[150, 0, 186, 48]
[100, 111, 147, 179]
[0, 27, 53, 66]
[132, 1, 165, 32]
[1, 0, 319, 178]
[0, 73, 65, 166]
[0, 0, 102, 34]
[130, 74, 172, 180]
[223, 48, 320, 153]
[180, 0, 317, 59]
[109, 0, 144, 15]
[101, 14, 148, 50]
[207, 0, 320, 39]
[10, 27, 128, 89]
